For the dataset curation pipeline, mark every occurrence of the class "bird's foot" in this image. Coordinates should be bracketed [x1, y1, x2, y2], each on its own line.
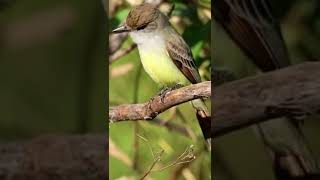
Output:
[158, 84, 183, 103]
[158, 87, 170, 103]
[172, 83, 183, 90]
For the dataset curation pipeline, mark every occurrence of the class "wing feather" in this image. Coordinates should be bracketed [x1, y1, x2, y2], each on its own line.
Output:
[165, 30, 201, 84]
[213, 0, 290, 71]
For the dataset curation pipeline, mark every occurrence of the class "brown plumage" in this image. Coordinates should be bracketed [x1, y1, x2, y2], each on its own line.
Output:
[126, 3, 159, 30]
[166, 38, 201, 84]
[213, 0, 290, 71]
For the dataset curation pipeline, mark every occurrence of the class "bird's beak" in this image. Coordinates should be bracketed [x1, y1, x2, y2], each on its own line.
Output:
[112, 24, 130, 34]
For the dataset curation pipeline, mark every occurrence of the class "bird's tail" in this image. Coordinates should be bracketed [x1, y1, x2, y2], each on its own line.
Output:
[191, 98, 212, 148]
[255, 118, 320, 180]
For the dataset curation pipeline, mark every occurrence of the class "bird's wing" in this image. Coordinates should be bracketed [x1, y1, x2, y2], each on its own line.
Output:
[213, 0, 290, 71]
[165, 30, 202, 84]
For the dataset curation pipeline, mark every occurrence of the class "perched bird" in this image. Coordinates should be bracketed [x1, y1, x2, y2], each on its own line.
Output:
[112, 3, 211, 142]
[213, 0, 319, 179]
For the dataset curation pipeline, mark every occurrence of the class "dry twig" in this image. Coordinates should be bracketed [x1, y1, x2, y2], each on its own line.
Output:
[152, 118, 190, 137]
[139, 135, 195, 180]
[109, 33, 129, 55]
[109, 44, 137, 63]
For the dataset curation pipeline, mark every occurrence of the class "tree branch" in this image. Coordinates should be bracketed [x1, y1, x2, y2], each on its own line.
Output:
[108, 81, 211, 122]
[0, 134, 107, 179]
[213, 62, 320, 137]
[109, 44, 137, 64]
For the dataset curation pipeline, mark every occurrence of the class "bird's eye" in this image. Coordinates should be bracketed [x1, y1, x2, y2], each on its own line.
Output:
[137, 24, 148, 31]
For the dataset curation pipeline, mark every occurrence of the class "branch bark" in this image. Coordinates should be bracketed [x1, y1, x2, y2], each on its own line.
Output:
[0, 134, 107, 180]
[109, 81, 211, 122]
[213, 62, 320, 137]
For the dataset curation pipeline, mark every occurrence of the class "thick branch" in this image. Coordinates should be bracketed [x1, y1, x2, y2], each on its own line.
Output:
[109, 81, 211, 122]
[213, 62, 320, 137]
[0, 134, 107, 179]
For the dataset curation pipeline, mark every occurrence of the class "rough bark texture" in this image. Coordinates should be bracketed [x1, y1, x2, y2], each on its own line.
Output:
[213, 62, 320, 137]
[0, 134, 107, 180]
[109, 81, 211, 122]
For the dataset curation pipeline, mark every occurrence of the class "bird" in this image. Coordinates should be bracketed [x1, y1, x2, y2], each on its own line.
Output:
[112, 3, 211, 144]
[213, 0, 319, 179]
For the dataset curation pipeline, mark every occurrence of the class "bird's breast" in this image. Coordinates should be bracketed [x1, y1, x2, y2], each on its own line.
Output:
[130, 33, 189, 86]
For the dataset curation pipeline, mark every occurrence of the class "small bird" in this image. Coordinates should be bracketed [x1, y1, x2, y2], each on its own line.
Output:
[112, 3, 211, 141]
[213, 0, 319, 179]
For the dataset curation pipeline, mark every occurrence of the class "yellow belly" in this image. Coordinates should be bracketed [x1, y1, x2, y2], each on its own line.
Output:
[140, 51, 190, 87]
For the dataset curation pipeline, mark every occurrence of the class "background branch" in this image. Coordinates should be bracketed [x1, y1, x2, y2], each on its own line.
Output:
[213, 62, 320, 137]
[109, 44, 137, 64]
[0, 134, 107, 179]
[152, 118, 190, 137]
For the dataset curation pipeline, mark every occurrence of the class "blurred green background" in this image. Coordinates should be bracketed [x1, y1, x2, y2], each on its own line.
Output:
[108, 0, 211, 179]
[0, 0, 106, 140]
[213, 0, 320, 180]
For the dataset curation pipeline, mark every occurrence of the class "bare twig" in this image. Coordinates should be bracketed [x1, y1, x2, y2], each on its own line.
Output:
[154, 145, 195, 172]
[169, 150, 205, 180]
[138, 135, 164, 180]
[167, 4, 175, 17]
[109, 44, 137, 63]
[139, 142, 195, 180]
[140, 149, 164, 180]
[108, 81, 211, 122]
[152, 118, 190, 137]
[109, 33, 129, 55]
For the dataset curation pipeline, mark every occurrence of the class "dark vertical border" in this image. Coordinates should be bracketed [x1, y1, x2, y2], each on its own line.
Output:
[103, 0, 109, 178]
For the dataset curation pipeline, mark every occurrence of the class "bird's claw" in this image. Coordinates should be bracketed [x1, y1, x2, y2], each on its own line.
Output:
[157, 87, 170, 103]
[158, 84, 183, 103]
